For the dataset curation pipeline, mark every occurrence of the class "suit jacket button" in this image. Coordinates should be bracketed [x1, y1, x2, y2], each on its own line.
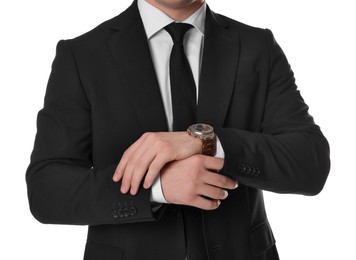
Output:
[118, 209, 124, 218]
[130, 206, 137, 216]
[123, 208, 130, 217]
[246, 167, 252, 174]
[239, 165, 247, 173]
[112, 210, 119, 219]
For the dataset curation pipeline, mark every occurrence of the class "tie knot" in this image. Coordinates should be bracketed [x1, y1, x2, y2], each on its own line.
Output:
[164, 22, 193, 43]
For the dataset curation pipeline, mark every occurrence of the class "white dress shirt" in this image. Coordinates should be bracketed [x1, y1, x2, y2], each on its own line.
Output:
[137, 0, 225, 203]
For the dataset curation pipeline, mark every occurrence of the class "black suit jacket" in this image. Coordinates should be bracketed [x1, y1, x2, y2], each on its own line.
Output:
[26, 1, 330, 259]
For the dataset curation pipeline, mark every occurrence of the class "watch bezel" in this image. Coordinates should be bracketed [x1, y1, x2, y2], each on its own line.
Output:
[187, 123, 215, 140]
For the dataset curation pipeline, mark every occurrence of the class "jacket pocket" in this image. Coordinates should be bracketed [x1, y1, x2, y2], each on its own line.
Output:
[84, 240, 124, 260]
[249, 220, 276, 257]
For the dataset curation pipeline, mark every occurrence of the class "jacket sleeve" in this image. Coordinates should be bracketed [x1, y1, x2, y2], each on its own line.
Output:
[26, 40, 159, 225]
[216, 29, 330, 195]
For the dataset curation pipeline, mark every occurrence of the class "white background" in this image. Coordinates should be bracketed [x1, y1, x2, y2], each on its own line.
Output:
[1, 0, 355, 259]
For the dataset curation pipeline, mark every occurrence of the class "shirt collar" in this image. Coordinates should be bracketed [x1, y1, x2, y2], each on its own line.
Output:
[137, 0, 206, 39]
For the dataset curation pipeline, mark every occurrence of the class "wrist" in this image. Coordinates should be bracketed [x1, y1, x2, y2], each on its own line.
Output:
[187, 132, 203, 154]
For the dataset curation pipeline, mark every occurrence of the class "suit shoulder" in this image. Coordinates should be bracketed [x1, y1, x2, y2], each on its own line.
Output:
[62, 15, 118, 46]
[59, 3, 132, 49]
[215, 12, 269, 39]
[213, 12, 278, 54]
[59, 3, 136, 51]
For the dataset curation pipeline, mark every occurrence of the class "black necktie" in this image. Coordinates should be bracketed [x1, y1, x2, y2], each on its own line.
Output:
[165, 23, 208, 259]
[165, 22, 197, 131]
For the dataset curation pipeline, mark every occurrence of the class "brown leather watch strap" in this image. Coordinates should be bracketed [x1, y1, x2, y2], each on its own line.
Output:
[202, 136, 216, 156]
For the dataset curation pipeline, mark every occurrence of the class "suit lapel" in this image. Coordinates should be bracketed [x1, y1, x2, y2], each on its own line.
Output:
[108, 1, 168, 132]
[198, 7, 240, 127]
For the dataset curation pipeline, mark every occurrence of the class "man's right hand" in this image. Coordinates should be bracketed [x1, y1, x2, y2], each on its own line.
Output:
[160, 155, 238, 210]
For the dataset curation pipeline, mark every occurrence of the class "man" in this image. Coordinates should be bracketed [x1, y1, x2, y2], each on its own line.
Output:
[26, 0, 330, 259]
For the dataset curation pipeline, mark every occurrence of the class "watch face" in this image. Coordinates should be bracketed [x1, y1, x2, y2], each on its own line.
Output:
[192, 123, 213, 134]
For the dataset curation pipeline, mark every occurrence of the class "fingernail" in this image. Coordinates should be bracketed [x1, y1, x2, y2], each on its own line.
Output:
[223, 190, 229, 199]
[121, 186, 127, 193]
[234, 182, 239, 189]
[113, 175, 118, 182]
[217, 200, 221, 206]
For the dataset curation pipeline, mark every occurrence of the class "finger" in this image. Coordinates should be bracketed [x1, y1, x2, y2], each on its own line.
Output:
[113, 137, 145, 181]
[129, 145, 161, 193]
[116, 133, 153, 187]
[120, 164, 134, 193]
[201, 156, 225, 171]
[129, 169, 148, 195]
[197, 184, 228, 200]
[143, 153, 170, 189]
[121, 145, 154, 195]
[191, 196, 221, 210]
[113, 164, 124, 182]
[203, 171, 238, 190]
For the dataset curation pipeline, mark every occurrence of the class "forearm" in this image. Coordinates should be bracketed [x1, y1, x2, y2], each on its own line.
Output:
[214, 29, 330, 195]
[26, 160, 155, 225]
[216, 127, 330, 195]
[26, 40, 156, 225]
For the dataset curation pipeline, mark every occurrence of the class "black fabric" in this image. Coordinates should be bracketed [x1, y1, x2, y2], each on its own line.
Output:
[165, 22, 197, 131]
[181, 207, 208, 260]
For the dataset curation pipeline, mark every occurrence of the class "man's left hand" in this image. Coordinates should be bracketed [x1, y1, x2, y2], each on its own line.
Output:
[112, 132, 201, 195]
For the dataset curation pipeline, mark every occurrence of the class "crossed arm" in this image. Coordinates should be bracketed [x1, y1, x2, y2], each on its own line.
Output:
[112, 132, 238, 210]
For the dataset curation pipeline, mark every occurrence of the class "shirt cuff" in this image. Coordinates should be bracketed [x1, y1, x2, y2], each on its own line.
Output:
[150, 174, 168, 204]
[215, 135, 225, 158]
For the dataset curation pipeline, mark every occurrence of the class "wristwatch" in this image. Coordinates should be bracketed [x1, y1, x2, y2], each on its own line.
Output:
[187, 123, 216, 156]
